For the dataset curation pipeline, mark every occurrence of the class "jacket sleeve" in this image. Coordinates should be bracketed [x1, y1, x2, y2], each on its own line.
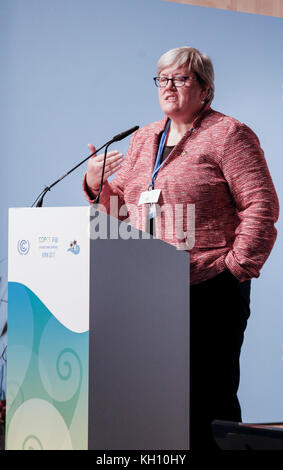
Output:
[82, 130, 137, 220]
[220, 122, 279, 281]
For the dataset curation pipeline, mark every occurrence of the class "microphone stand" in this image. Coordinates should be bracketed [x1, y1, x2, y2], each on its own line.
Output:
[31, 125, 139, 208]
[31, 141, 108, 208]
[93, 141, 112, 205]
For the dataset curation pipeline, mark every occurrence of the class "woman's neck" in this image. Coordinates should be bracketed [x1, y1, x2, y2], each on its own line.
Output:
[166, 120, 193, 146]
[166, 104, 206, 146]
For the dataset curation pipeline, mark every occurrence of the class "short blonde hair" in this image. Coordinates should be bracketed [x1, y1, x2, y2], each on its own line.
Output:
[157, 46, 215, 105]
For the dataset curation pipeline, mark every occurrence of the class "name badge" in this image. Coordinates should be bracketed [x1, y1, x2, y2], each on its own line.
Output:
[138, 189, 161, 205]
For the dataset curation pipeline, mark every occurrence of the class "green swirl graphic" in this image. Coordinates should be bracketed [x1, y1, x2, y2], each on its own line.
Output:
[6, 283, 89, 450]
[22, 435, 43, 450]
[56, 348, 82, 383]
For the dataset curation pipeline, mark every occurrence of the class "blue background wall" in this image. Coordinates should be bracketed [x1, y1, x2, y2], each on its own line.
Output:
[1, 0, 282, 422]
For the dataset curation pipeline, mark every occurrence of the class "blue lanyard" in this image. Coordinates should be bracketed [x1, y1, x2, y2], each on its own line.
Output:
[149, 119, 171, 189]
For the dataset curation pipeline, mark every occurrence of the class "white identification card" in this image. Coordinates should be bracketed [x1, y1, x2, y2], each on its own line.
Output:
[138, 189, 161, 206]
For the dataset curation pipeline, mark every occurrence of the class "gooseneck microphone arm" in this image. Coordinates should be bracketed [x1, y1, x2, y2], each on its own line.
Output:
[93, 141, 112, 205]
[31, 125, 139, 208]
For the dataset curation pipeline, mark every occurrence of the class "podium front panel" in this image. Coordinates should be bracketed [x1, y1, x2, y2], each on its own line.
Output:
[6, 207, 90, 450]
[88, 211, 190, 450]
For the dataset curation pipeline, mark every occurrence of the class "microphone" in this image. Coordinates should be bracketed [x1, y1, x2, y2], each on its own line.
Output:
[31, 125, 139, 208]
[93, 125, 139, 204]
[112, 126, 139, 143]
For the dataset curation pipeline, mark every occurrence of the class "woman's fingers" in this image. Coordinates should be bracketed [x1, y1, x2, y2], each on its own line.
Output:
[95, 152, 123, 172]
[105, 153, 123, 169]
[103, 160, 123, 179]
[87, 143, 123, 164]
[91, 149, 123, 163]
[86, 145, 123, 191]
[88, 143, 97, 158]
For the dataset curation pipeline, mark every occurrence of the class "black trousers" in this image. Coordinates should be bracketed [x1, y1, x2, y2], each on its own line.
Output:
[190, 268, 251, 450]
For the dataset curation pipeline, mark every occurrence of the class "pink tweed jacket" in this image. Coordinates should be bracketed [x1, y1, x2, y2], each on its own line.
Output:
[83, 106, 279, 285]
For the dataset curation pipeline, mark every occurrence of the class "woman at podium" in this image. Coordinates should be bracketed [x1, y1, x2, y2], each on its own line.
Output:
[83, 46, 279, 449]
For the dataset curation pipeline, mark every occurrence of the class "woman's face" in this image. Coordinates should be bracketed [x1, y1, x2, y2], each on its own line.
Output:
[158, 64, 208, 123]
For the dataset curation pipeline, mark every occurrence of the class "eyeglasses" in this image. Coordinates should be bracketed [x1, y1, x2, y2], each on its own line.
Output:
[153, 76, 195, 88]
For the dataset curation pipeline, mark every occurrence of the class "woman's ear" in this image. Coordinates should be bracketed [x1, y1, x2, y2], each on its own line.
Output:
[200, 86, 209, 103]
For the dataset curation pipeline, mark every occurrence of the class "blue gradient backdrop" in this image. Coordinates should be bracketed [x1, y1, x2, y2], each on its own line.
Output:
[1, 0, 283, 422]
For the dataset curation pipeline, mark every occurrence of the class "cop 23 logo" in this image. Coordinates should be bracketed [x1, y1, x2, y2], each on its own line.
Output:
[17, 240, 30, 255]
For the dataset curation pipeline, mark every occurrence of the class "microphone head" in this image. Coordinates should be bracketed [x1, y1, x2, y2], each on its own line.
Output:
[112, 125, 139, 142]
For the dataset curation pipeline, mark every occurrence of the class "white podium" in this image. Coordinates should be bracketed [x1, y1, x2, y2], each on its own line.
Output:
[6, 207, 190, 450]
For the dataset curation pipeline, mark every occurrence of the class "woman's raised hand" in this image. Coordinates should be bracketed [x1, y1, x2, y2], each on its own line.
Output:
[86, 144, 123, 193]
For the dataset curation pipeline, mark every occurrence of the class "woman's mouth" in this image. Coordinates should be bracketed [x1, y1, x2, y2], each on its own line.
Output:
[165, 95, 177, 101]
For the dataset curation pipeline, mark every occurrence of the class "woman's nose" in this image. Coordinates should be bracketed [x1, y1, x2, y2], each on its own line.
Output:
[166, 78, 177, 89]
